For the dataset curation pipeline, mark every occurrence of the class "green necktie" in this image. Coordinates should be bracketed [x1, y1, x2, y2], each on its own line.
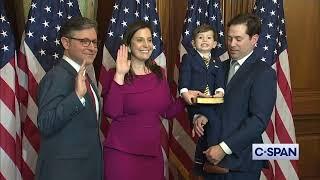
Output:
[227, 60, 239, 83]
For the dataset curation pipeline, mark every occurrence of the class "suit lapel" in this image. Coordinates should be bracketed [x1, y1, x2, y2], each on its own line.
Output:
[224, 59, 231, 88]
[59, 59, 77, 77]
[191, 51, 207, 69]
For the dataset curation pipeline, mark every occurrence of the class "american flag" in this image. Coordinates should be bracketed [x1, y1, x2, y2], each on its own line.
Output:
[98, 0, 168, 178]
[253, 0, 298, 179]
[171, 0, 228, 178]
[0, 1, 22, 179]
[16, 0, 81, 179]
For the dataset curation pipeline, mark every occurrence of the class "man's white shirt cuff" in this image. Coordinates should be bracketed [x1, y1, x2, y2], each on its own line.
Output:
[180, 88, 188, 96]
[219, 141, 232, 155]
[215, 88, 224, 95]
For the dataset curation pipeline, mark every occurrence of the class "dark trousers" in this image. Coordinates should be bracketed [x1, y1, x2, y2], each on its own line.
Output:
[193, 132, 208, 175]
[193, 110, 222, 176]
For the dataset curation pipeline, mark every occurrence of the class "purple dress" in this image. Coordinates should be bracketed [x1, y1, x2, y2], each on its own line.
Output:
[102, 69, 184, 180]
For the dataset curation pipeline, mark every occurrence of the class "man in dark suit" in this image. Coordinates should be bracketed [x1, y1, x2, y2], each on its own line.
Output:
[35, 17, 103, 180]
[193, 14, 277, 179]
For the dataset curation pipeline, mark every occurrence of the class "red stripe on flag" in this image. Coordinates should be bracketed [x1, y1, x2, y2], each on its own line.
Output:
[276, 58, 293, 112]
[17, 52, 28, 75]
[27, 71, 38, 104]
[17, 86, 28, 107]
[274, 161, 286, 180]
[291, 160, 299, 175]
[0, 124, 18, 166]
[274, 109, 294, 144]
[22, 117, 40, 153]
[22, 158, 34, 180]
[169, 135, 193, 171]
[265, 119, 275, 143]
[0, 78, 15, 113]
[262, 162, 275, 180]
[0, 172, 6, 180]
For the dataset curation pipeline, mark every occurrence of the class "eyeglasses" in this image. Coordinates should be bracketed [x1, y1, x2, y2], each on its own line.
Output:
[68, 37, 100, 48]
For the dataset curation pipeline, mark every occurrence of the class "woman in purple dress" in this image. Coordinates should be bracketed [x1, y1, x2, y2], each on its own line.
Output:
[102, 21, 185, 180]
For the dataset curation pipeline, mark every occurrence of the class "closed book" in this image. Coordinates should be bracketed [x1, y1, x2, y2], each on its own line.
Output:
[191, 97, 224, 104]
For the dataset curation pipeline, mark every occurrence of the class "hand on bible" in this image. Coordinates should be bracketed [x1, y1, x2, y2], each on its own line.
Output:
[182, 90, 209, 105]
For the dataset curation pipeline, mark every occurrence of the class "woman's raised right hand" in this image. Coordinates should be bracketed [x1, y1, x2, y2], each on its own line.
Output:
[115, 45, 131, 76]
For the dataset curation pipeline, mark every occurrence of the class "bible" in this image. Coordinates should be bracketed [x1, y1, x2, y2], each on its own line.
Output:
[191, 97, 224, 104]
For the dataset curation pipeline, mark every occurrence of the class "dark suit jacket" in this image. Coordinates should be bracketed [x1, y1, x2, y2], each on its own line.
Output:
[215, 53, 277, 172]
[178, 50, 225, 123]
[35, 59, 103, 180]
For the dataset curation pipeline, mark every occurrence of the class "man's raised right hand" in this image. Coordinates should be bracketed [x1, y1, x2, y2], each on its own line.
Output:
[75, 60, 87, 98]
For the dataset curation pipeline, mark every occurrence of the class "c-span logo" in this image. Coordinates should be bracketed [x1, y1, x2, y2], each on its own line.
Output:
[252, 144, 299, 160]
